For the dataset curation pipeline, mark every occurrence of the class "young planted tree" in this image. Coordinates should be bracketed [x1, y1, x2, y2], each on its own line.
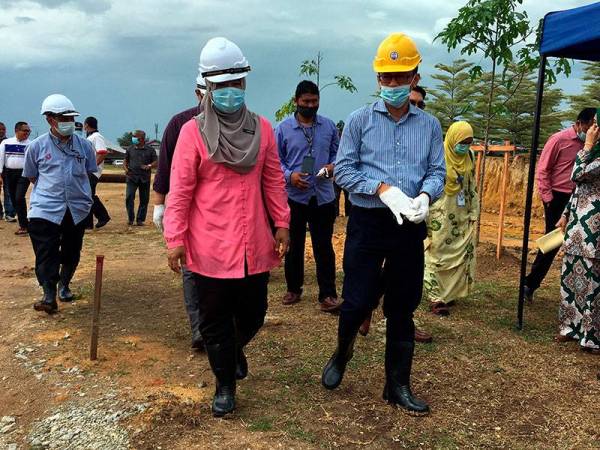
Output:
[436, 0, 571, 239]
[427, 59, 478, 131]
[275, 51, 357, 122]
[494, 66, 564, 146]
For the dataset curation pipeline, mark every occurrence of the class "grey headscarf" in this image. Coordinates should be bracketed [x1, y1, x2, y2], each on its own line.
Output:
[196, 78, 261, 174]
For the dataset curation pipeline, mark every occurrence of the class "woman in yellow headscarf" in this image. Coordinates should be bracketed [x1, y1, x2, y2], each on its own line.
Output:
[424, 121, 479, 316]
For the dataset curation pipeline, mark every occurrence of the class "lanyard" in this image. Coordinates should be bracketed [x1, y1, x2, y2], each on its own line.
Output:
[300, 123, 316, 156]
[50, 135, 84, 163]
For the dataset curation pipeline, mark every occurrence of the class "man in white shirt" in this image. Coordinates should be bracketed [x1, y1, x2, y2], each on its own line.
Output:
[83, 117, 111, 229]
[0, 121, 32, 235]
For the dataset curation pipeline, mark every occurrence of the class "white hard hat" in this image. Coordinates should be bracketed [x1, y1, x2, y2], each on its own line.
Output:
[40, 94, 79, 116]
[196, 74, 207, 93]
[199, 37, 250, 83]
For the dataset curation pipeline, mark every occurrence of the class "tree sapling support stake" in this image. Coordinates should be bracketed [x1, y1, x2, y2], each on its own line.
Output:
[90, 255, 105, 361]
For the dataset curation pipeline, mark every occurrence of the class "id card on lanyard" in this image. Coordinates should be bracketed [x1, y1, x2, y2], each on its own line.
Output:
[456, 172, 466, 207]
[300, 123, 316, 174]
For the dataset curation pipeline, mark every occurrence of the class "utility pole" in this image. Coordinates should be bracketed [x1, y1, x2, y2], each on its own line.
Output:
[154, 123, 159, 141]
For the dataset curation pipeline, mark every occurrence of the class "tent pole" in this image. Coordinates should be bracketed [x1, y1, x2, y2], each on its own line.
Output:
[517, 55, 547, 330]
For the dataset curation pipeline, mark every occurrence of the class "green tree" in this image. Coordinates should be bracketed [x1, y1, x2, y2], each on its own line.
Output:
[427, 59, 478, 131]
[435, 0, 571, 239]
[117, 131, 133, 147]
[569, 62, 600, 117]
[468, 66, 564, 146]
[275, 51, 357, 122]
[494, 67, 564, 146]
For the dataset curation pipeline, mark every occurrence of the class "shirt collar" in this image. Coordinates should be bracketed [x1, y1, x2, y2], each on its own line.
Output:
[373, 99, 418, 119]
[567, 125, 579, 140]
[292, 113, 322, 129]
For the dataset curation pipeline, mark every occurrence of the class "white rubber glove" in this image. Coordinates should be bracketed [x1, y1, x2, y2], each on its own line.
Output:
[379, 186, 415, 225]
[153, 204, 165, 232]
[406, 193, 430, 224]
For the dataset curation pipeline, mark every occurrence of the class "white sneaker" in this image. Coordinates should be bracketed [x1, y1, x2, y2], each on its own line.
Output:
[5, 216, 16, 223]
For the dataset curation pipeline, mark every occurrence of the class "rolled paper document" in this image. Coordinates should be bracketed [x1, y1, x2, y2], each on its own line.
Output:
[536, 228, 565, 254]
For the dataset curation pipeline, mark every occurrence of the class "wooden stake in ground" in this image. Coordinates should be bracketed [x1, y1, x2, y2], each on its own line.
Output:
[496, 151, 510, 259]
[90, 255, 105, 361]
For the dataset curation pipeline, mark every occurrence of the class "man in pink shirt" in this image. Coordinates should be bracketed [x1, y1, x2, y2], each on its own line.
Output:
[163, 37, 290, 418]
[524, 108, 596, 300]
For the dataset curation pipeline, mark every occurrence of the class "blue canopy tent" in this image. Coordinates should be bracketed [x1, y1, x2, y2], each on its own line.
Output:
[518, 2, 600, 329]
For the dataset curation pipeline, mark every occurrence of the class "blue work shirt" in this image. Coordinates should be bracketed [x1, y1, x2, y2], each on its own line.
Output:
[276, 114, 339, 205]
[23, 132, 97, 225]
[335, 100, 446, 208]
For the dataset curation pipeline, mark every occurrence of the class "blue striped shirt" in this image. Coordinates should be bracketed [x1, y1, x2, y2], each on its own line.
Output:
[335, 100, 445, 208]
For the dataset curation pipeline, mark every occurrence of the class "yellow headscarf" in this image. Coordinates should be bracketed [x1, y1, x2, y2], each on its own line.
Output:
[444, 121, 474, 196]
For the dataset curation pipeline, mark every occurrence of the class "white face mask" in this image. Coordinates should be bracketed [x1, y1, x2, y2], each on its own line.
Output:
[577, 130, 587, 142]
[56, 121, 75, 137]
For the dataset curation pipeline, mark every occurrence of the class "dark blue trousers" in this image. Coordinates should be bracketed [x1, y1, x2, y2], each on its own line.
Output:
[339, 206, 426, 345]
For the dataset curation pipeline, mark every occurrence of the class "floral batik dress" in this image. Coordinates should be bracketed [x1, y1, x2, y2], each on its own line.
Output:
[558, 149, 600, 349]
[424, 167, 479, 303]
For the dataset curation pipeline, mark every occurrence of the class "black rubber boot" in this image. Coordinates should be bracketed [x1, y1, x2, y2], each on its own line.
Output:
[321, 333, 356, 390]
[191, 330, 204, 351]
[33, 283, 58, 314]
[235, 346, 248, 380]
[58, 264, 76, 302]
[383, 341, 429, 414]
[205, 342, 236, 417]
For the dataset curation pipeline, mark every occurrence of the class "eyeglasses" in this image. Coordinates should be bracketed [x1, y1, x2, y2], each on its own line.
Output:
[378, 73, 415, 85]
[410, 99, 426, 109]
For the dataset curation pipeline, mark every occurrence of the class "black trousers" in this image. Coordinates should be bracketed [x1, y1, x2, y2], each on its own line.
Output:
[125, 178, 150, 223]
[4, 168, 29, 229]
[0, 173, 15, 218]
[192, 271, 269, 347]
[28, 209, 86, 287]
[339, 206, 426, 345]
[182, 267, 201, 336]
[86, 174, 110, 227]
[284, 198, 337, 301]
[334, 182, 352, 217]
[525, 190, 572, 291]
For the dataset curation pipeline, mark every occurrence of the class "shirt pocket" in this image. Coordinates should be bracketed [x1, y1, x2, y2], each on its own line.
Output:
[70, 155, 88, 179]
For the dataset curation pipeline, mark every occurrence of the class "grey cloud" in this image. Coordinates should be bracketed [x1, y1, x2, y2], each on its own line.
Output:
[15, 16, 35, 24]
[1, 0, 111, 14]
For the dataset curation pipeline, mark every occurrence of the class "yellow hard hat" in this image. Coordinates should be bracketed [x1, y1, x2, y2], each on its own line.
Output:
[373, 33, 422, 73]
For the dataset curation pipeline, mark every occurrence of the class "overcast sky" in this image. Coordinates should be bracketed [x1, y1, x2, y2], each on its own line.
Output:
[0, 0, 592, 142]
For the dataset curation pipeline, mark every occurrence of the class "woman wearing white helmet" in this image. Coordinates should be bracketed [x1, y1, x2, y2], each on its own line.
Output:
[163, 37, 290, 417]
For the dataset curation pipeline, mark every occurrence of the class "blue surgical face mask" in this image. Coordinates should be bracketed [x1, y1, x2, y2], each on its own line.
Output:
[454, 143, 470, 155]
[56, 121, 75, 137]
[379, 84, 411, 108]
[132, 136, 140, 145]
[212, 87, 245, 114]
[577, 131, 586, 142]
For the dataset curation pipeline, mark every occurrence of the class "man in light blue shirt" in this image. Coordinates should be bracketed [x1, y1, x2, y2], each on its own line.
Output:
[321, 33, 445, 415]
[276, 80, 340, 313]
[23, 94, 97, 314]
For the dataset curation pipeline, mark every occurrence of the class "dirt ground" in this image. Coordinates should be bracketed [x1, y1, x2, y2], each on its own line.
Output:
[0, 176, 598, 449]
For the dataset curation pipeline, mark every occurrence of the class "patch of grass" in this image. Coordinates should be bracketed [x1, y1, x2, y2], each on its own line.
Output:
[248, 417, 273, 432]
[275, 363, 316, 386]
[285, 422, 317, 444]
[111, 368, 130, 377]
[432, 433, 460, 449]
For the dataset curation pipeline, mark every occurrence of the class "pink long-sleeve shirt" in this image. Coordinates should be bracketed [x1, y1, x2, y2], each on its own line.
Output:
[163, 116, 290, 279]
[536, 126, 583, 203]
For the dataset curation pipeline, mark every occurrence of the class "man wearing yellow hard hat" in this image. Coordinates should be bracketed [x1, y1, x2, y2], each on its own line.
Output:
[322, 33, 445, 414]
